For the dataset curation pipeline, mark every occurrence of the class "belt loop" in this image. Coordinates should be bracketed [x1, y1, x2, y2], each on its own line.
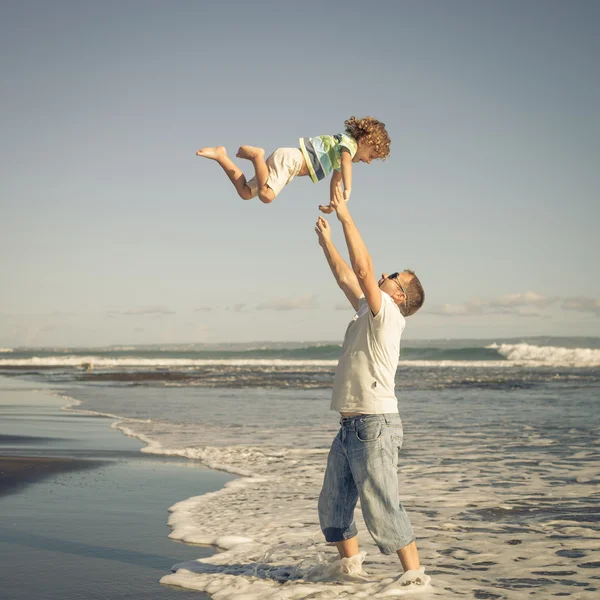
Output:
[383, 414, 390, 424]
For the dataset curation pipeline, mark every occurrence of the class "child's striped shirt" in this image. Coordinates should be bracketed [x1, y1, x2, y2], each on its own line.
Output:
[299, 133, 358, 183]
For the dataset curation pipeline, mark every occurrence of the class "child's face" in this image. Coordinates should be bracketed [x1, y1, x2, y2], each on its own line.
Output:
[353, 142, 379, 164]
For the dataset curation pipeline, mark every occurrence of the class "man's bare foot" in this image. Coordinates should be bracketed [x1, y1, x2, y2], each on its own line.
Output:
[196, 146, 227, 161]
[236, 145, 265, 161]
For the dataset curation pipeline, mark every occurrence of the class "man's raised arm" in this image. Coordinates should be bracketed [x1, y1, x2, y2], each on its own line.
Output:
[315, 216, 363, 311]
[329, 184, 383, 316]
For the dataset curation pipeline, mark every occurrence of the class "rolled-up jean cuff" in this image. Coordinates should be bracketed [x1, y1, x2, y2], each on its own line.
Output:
[322, 524, 358, 543]
[378, 537, 417, 555]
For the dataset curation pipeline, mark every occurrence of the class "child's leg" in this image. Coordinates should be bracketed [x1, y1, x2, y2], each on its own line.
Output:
[236, 146, 275, 204]
[196, 147, 254, 200]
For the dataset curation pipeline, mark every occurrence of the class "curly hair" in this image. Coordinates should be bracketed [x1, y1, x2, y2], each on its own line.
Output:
[344, 116, 391, 159]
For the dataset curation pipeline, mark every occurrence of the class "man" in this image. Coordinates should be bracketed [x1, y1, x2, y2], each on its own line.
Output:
[314, 185, 429, 589]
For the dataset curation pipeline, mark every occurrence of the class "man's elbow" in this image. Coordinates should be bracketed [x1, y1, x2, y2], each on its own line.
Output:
[353, 265, 371, 281]
[338, 274, 353, 288]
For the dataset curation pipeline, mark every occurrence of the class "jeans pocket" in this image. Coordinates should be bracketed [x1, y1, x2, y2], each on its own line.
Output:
[391, 424, 404, 450]
[355, 419, 383, 443]
[385, 424, 403, 466]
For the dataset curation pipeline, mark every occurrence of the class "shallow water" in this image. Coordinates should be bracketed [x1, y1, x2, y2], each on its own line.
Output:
[3, 343, 600, 598]
[35, 370, 599, 599]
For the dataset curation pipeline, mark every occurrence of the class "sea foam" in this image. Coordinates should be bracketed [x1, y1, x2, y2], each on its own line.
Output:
[488, 342, 600, 367]
[57, 383, 600, 600]
[3, 348, 600, 369]
[0, 356, 339, 368]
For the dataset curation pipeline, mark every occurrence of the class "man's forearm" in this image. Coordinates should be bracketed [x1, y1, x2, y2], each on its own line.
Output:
[340, 214, 373, 280]
[321, 238, 355, 286]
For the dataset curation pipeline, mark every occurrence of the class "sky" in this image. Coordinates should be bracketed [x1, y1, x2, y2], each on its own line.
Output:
[1, 0, 599, 347]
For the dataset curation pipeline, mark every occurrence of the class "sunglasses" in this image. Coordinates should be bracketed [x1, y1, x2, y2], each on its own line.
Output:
[388, 272, 408, 299]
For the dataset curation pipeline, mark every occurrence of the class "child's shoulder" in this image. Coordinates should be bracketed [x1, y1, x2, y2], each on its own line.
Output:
[306, 133, 357, 155]
[336, 132, 356, 142]
[335, 133, 358, 155]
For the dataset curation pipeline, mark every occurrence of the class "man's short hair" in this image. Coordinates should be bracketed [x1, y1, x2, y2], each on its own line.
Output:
[401, 270, 424, 317]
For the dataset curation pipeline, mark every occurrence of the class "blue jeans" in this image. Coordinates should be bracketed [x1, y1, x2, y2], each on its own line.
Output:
[318, 413, 415, 554]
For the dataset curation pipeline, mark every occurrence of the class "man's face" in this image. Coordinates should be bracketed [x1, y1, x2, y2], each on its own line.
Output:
[378, 271, 410, 304]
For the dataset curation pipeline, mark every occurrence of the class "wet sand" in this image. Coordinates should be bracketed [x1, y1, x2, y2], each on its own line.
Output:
[0, 455, 105, 497]
[0, 377, 235, 600]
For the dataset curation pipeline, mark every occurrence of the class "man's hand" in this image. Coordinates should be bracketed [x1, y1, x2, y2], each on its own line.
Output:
[330, 182, 351, 223]
[314, 216, 332, 247]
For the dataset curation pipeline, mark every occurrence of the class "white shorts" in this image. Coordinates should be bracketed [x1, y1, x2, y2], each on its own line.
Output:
[247, 147, 304, 198]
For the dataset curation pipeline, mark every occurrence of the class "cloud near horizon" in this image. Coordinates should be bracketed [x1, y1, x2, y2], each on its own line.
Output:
[425, 292, 600, 318]
[335, 301, 354, 311]
[227, 303, 248, 313]
[561, 297, 600, 316]
[256, 295, 319, 312]
[107, 306, 176, 317]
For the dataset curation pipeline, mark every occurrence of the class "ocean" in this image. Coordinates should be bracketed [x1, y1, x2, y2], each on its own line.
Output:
[1, 337, 599, 599]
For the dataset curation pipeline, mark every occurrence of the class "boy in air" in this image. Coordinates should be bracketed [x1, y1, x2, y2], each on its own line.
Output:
[196, 116, 390, 212]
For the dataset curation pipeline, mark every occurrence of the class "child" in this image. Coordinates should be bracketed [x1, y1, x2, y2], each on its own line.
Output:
[196, 116, 390, 212]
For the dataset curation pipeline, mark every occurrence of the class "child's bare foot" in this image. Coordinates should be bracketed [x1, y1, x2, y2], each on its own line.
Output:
[196, 146, 227, 160]
[236, 145, 265, 161]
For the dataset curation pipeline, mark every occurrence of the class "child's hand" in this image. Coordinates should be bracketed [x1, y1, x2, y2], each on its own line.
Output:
[318, 204, 335, 214]
[343, 188, 351, 203]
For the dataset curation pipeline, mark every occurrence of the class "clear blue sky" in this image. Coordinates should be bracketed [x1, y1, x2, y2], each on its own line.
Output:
[1, 0, 599, 346]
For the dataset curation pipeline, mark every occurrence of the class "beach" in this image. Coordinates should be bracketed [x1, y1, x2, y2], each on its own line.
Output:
[0, 377, 234, 600]
[0, 339, 599, 598]
[0, 455, 105, 497]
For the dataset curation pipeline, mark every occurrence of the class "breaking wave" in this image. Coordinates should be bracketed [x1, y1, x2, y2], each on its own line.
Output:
[0, 341, 599, 368]
[489, 343, 600, 367]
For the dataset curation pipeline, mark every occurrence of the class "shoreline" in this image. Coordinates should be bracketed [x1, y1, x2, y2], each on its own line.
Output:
[0, 376, 235, 600]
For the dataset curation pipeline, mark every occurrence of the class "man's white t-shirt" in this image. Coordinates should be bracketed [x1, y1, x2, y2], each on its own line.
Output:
[331, 292, 405, 414]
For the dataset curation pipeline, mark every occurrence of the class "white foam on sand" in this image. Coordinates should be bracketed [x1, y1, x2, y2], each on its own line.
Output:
[99, 409, 600, 600]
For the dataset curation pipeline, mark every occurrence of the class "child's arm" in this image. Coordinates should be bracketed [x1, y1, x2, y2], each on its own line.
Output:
[341, 148, 353, 202]
[319, 171, 342, 214]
